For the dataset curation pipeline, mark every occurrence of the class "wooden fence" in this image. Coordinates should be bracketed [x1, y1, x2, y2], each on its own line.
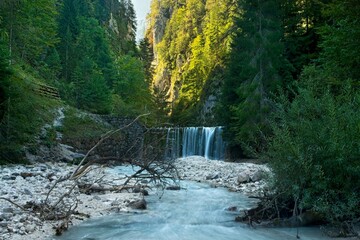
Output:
[33, 83, 61, 100]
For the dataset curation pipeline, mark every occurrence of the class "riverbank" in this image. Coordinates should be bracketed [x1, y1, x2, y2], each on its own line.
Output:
[0, 157, 270, 240]
[0, 163, 143, 240]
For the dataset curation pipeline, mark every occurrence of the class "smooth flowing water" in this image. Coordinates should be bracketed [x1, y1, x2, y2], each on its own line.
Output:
[165, 126, 226, 160]
[56, 167, 332, 240]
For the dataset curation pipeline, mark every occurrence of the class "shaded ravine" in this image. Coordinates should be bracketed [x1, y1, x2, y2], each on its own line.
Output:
[55, 166, 332, 240]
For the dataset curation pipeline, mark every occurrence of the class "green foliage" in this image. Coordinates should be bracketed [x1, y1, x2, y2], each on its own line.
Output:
[220, 0, 285, 154]
[60, 16, 112, 114]
[0, 0, 155, 163]
[0, 69, 60, 163]
[148, 0, 236, 124]
[319, 0, 360, 82]
[0, 0, 59, 64]
[72, 57, 111, 114]
[60, 107, 112, 140]
[0, 34, 11, 128]
[266, 66, 360, 222]
[139, 38, 154, 83]
[281, 0, 327, 80]
[55, 1, 154, 115]
[112, 55, 153, 117]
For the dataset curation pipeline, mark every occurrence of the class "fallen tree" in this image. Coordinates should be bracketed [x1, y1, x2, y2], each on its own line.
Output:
[0, 113, 180, 236]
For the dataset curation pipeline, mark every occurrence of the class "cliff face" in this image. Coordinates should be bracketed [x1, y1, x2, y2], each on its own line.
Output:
[147, 0, 238, 124]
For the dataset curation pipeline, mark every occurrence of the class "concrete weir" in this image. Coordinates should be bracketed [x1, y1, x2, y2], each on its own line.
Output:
[164, 127, 226, 160]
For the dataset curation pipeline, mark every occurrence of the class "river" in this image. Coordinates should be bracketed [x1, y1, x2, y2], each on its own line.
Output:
[56, 166, 332, 240]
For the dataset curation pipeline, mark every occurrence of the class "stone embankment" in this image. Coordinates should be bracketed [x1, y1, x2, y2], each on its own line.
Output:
[175, 156, 270, 195]
[0, 163, 143, 240]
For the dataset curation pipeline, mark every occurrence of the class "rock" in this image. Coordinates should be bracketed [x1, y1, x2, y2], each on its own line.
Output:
[49, 175, 58, 182]
[16, 223, 24, 229]
[132, 185, 142, 193]
[227, 206, 237, 212]
[38, 164, 49, 171]
[0, 222, 8, 228]
[2, 208, 14, 213]
[166, 185, 181, 191]
[93, 196, 101, 201]
[25, 224, 36, 233]
[23, 188, 32, 195]
[111, 200, 120, 206]
[133, 186, 149, 195]
[19, 226, 26, 235]
[127, 199, 147, 210]
[2, 175, 16, 181]
[250, 170, 263, 182]
[206, 172, 220, 180]
[20, 172, 34, 179]
[70, 152, 85, 159]
[237, 172, 250, 184]
[140, 189, 149, 196]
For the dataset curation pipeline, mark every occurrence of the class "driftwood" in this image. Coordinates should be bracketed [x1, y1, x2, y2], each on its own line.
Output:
[1, 113, 180, 236]
[0, 114, 174, 235]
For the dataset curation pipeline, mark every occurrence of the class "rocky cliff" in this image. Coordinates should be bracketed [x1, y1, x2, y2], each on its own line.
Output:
[147, 0, 238, 124]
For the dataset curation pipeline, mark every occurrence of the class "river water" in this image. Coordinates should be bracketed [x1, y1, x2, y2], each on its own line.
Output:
[56, 170, 332, 240]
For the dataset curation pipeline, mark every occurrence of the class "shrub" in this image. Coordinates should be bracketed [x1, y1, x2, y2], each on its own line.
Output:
[266, 66, 360, 223]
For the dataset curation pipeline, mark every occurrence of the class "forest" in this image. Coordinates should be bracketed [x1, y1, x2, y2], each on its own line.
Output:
[0, 0, 359, 231]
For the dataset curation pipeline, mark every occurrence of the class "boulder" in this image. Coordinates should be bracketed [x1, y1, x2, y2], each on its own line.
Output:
[166, 185, 181, 191]
[206, 172, 220, 180]
[227, 206, 237, 212]
[25, 224, 36, 233]
[237, 171, 250, 184]
[133, 186, 149, 195]
[250, 170, 264, 182]
[127, 199, 147, 210]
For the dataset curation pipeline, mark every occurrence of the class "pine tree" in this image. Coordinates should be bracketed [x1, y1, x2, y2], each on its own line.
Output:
[0, 36, 11, 121]
[221, 0, 286, 153]
[319, 0, 360, 83]
[139, 38, 154, 83]
[0, 0, 59, 64]
[281, 0, 328, 80]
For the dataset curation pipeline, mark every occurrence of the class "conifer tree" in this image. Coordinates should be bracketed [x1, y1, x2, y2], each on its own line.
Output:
[319, 0, 360, 82]
[0, 0, 58, 65]
[221, 0, 286, 152]
[139, 38, 154, 83]
[0, 36, 11, 121]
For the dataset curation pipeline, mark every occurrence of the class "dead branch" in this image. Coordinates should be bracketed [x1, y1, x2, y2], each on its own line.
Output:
[0, 197, 30, 212]
[70, 113, 150, 179]
[1, 113, 181, 237]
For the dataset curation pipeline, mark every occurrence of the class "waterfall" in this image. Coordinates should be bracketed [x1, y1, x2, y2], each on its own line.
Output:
[165, 127, 181, 159]
[165, 127, 226, 160]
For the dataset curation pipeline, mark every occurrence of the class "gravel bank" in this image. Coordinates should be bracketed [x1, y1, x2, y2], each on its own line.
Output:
[0, 163, 143, 240]
[175, 156, 270, 195]
[1, 157, 269, 239]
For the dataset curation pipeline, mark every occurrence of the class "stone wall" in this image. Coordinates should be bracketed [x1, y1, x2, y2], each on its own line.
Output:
[63, 116, 145, 162]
